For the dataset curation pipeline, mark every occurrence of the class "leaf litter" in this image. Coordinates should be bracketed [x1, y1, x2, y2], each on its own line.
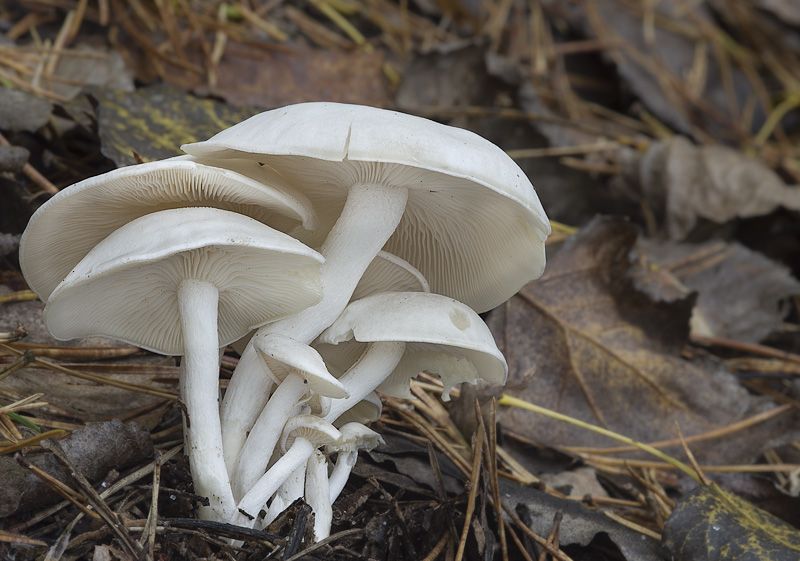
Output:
[0, 0, 799, 560]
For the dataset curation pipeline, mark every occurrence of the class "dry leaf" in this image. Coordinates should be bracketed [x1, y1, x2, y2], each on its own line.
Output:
[490, 216, 800, 464]
[502, 479, 667, 560]
[0, 420, 153, 517]
[630, 136, 800, 239]
[582, 0, 763, 138]
[663, 484, 800, 560]
[635, 238, 800, 342]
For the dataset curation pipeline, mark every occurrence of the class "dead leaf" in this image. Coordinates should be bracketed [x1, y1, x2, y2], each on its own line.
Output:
[750, 0, 800, 26]
[0, 420, 153, 517]
[581, 0, 764, 138]
[490, 216, 800, 464]
[50, 44, 134, 100]
[629, 136, 800, 240]
[1, 298, 175, 424]
[662, 483, 800, 560]
[90, 83, 257, 167]
[502, 479, 667, 560]
[0, 87, 52, 133]
[123, 36, 393, 111]
[635, 238, 800, 342]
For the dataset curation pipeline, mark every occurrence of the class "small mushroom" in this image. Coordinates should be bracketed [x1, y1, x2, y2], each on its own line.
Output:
[232, 334, 347, 499]
[317, 291, 508, 424]
[326, 422, 383, 503]
[20, 156, 316, 301]
[220, 250, 428, 470]
[43, 207, 324, 521]
[232, 415, 340, 528]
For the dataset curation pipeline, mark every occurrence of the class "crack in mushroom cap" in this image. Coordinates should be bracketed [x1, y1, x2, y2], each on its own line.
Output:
[317, 291, 508, 399]
[20, 156, 316, 301]
[182, 102, 550, 313]
[44, 207, 324, 356]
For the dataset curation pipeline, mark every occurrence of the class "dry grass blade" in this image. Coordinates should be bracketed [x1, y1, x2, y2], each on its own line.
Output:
[0, 429, 67, 454]
[14, 452, 101, 521]
[454, 421, 483, 561]
[0, 343, 177, 400]
[0, 528, 48, 547]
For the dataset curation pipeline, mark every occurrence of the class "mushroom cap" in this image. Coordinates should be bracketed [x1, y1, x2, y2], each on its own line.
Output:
[331, 392, 382, 428]
[182, 102, 550, 313]
[352, 251, 430, 301]
[253, 333, 347, 399]
[44, 207, 324, 355]
[20, 156, 317, 301]
[318, 292, 508, 399]
[281, 414, 341, 452]
[326, 422, 383, 454]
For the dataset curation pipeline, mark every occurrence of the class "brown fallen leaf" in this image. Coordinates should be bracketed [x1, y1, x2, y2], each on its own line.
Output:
[581, 0, 764, 139]
[634, 238, 800, 343]
[628, 136, 800, 240]
[489, 216, 800, 464]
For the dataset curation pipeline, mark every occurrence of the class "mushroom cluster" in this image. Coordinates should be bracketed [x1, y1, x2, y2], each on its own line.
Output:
[19, 102, 549, 537]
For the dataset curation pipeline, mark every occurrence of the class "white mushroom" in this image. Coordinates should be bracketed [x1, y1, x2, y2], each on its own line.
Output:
[326, 422, 383, 503]
[19, 156, 316, 301]
[43, 207, 324, 521]
[231, 334, 347, 499]
[220, 250, 427, 454]
[184, 102, 548, 453]
[318, 291, 508, 424]
[231, 415, 340, 528]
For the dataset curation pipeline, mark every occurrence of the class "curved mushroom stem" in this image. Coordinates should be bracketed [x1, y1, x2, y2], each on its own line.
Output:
[231, 436, 315, 528]
[324, 341, 406, 424]
[232, 374, 307, 499]
[256, 463, 306, 530]
[328, 449, 359, 503]
[177, 279, 235, 521]
[220, 347, 274, 477]
[223, 183, 409, 467]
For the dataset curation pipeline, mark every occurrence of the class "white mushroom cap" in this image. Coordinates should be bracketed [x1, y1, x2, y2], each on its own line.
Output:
[319, 291, 507, 400]
[352, 251, 430, 300]
[44, 207, 324, 355]
[331, 392, 382, 428]
[253, 333, 347, 399]
[182, 102, 550, 313]
[20, 156, 317, 301]
[326, 422, 383, 455]
[280, 414, 341, 453]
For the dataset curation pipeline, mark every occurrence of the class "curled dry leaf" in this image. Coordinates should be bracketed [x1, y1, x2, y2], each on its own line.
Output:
[627, 136, 800, 240]
[634, 238, 800, 343]
[490, 216, 800, 464]
[0, 420, 153, 517]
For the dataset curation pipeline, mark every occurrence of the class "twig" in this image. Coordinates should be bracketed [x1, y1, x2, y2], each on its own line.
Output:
[0, 131, 59, 194]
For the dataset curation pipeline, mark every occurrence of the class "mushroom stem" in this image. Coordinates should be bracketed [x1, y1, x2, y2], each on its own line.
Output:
[231, 437, 315, 528]
[223, 183, 409, 465]
[177, 279, 235, 521]
[306, 450, 332, 541]
[220, 348, 274, 477]
[232, 374, 308, 499]
[324, 341, 406, 424]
